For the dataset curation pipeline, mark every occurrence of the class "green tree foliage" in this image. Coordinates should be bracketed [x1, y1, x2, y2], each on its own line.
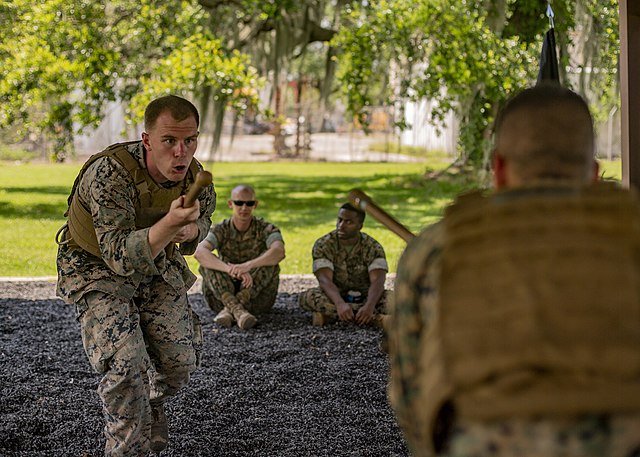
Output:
[196, 1, 342, 119]
[334, 0, 619, 166]
[0, 0, 260, 161]
[1, 0, 620, 165]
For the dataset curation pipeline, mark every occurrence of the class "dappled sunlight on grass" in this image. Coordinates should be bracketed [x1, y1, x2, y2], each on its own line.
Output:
[0, 161, 474, 276]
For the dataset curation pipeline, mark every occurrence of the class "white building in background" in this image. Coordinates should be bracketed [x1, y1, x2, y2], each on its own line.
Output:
[73, 99, 460, 162]
[73, 101, 136, 157]
[400, 98, 459, 155]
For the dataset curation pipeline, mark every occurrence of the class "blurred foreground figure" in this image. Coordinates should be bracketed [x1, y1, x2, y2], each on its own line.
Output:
[56, 95, 216, 456]
[388, 85, 640, 457]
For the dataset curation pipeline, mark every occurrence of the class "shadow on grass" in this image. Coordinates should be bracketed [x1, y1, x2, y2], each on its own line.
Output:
[0, 201, 67, 221]
[209, 171, 471, 232]
[1, 186, 71, 196]
[0, 185, 71, 220]
[0, 170, 474, 229]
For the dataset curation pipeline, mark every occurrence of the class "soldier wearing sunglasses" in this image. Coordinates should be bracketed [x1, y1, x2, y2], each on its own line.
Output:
[195, 184, 285, 329]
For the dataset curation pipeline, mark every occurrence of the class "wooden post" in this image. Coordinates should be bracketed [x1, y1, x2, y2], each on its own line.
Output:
[620, 0, 640, 189]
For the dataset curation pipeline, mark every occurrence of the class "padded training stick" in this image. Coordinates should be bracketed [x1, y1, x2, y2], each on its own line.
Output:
[348, 189, 415, 242]
[183, 171, 213, 208]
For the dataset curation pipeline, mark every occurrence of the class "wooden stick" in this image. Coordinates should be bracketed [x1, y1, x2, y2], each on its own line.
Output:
[348, 189, 415, 242]
[183, 171, 213, 208]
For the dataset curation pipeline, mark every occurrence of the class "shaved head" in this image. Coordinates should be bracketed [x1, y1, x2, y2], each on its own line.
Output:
[494, 84, 596, 186]
[230, 184, 256, 200]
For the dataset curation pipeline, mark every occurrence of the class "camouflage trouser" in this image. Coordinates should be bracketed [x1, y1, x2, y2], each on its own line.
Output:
[441, 414, 640, 457]
[297, 287, 389, 317]
[76, 278, 202, 457]
[199, 265, 279, 314]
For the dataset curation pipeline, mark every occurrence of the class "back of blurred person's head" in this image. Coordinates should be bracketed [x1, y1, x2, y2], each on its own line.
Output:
[492, 84, 598, 188]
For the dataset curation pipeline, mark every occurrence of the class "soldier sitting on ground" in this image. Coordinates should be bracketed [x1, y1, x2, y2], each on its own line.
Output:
[298, 203, 389, 326]
[388, 84, 640, 457]
[195, 184, 285, 330]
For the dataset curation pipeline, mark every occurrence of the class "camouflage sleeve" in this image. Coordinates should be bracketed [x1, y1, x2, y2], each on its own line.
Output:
[363, 234, 389, 272]
[368, 237, 388, 272]
[207, 219, 230, 253]
[82, 157, 158, 276]
[388, 222, 443, 441]
[203, 229, 219, 250]
[264, 222, 284, 248]
[311, 234, 334, 272]
[178, 181, 216, 255]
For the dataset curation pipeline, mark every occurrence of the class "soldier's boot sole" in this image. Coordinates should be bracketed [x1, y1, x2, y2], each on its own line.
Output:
[214, 308, 234, 328]
[236, 312, 257, 330]
[312, 312, 326, 327]
[312, 312, 337, 327]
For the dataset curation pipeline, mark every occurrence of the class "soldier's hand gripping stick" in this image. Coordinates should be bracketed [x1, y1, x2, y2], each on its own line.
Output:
[183, 171, 213, 208]
[348, 189, 415, 242]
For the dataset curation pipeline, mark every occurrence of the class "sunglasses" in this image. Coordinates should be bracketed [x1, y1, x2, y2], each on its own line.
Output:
[232, 200, 256, 207]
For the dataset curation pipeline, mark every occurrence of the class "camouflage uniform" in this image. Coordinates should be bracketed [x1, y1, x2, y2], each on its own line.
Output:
[389, 186, 640, 457]
[56, 141, 216, 456]
[199, 216, 283, 314]
[298, 230, 389, 317]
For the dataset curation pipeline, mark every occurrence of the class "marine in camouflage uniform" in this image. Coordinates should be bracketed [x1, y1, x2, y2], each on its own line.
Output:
[195, 184, 285, 330]
[388, 85, 640, 457]
[56, 96, 216, 456]
[298, 203, 388, 326]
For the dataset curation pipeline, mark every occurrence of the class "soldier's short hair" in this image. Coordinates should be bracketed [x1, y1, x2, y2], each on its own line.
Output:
[494, 84, 595, 182]
[230, 184, 256, 199]
[341, 202, 365, 223]
[145, 95, 200, 131]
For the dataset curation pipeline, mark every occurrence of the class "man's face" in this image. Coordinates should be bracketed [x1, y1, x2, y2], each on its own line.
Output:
[336, 208, 363, 241]
[142, 111, 199, 183]
[228, 187, 257, 225]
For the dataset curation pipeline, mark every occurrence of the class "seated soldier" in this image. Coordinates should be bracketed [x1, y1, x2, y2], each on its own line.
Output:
[388, 84, 640, 457]
[195, 184, 285, 330]
[298, 203, 389, 326]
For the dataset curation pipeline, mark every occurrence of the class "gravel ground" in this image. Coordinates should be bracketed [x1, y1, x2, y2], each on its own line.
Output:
[0, 276, 408, 457]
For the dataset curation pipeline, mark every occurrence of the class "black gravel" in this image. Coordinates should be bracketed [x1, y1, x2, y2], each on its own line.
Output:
[0, 277, 408, 457]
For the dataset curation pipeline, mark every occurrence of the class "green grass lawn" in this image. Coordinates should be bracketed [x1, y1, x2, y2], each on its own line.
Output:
[0, 158, 622, 278]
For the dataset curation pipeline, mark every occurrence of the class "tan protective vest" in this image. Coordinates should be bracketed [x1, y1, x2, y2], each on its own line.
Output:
[419, 182, 640, 441]
[61, 142, 200, 257]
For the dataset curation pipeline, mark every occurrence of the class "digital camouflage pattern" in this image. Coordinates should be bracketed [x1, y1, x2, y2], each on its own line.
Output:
[447, 415, 640, 457]
[389, 219, 640, 457]
[298, 230, 389, 315]
[57, 141, 217, 303]
[299, 286, 389, 317]
[199, 216, 283, 313]
[78, 285, 201, 456]
[56, 141, 216, 456]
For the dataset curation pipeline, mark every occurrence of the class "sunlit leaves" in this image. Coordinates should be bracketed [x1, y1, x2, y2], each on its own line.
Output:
[333, 0, 619, 165]
[0, 0, 260, 160]
[128, 34, 264, 124]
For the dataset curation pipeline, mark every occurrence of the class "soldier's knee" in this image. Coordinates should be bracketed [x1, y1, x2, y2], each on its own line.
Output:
[156, 343, 198, 377]
[298, 289, 313, 310]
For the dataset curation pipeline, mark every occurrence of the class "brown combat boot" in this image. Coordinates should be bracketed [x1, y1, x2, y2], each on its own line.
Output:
[214, 307, 234, 328]
[312, 312, 337, 327]
[372, 314, 390, 330]
[150, 402, 168, 453]
[312, 312, 327, 327]
[221, 292, 257, 330]
[236, 312, 257, 330]
[236, 288, 251, 306]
